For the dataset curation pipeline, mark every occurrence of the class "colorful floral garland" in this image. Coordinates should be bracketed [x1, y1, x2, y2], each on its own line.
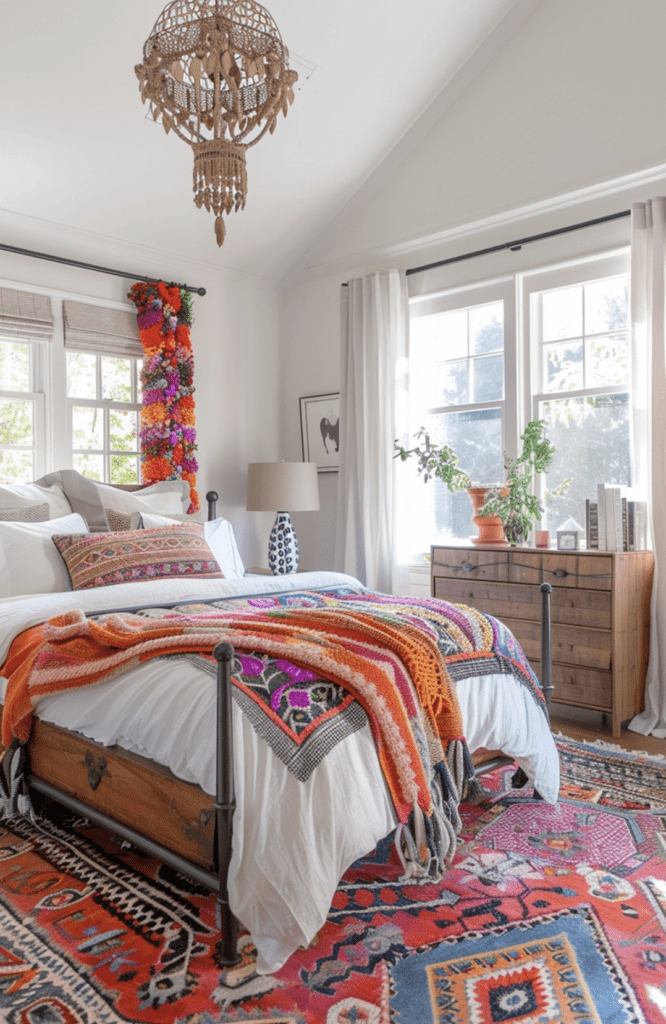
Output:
[128, 281, 200, 513]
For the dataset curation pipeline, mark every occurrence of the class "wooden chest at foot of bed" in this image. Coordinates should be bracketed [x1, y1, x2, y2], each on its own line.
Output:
[0, 706, 216, 870]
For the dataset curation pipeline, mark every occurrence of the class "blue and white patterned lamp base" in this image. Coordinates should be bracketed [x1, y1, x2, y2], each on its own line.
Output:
[268, 512, 299, 574]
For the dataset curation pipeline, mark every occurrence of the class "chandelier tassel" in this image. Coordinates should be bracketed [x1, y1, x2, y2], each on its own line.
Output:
[193, 140, 248, 246]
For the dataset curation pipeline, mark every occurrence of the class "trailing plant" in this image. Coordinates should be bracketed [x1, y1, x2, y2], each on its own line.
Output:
[394, 428, 471, 491]
[479, 419, 571, 543]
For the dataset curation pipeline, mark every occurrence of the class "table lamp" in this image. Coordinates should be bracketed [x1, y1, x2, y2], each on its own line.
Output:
[246, 462, 320, 574]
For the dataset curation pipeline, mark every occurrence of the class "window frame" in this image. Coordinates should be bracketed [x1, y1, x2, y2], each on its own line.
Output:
[0, 277, 143, 486]
[403, 248, 632, 559]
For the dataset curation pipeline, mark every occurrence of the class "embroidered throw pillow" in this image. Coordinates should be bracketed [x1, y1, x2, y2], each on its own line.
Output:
[52, 524, 224, 590]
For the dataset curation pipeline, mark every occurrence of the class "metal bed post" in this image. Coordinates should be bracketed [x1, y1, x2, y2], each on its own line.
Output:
[540, 582, 553, 711]
[212, 641, 241, 967]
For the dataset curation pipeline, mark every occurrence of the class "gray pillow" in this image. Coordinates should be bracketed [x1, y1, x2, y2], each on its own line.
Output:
[0, 501, 50, 522]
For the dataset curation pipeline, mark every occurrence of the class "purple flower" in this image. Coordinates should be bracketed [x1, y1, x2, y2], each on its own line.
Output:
[275, 659, 317, 682]
[288, 689, 311, 708]
[239, 655, 263, 676]
[137, 310, 162, 330]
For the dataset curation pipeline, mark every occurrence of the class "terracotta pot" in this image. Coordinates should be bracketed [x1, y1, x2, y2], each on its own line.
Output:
[466, 486, 509, 546]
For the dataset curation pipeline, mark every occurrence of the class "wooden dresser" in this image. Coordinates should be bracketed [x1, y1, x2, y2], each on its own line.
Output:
[431, 544, 654, 737]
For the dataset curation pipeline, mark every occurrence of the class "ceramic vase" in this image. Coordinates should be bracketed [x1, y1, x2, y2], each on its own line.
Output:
[268, 511, 299, 574]
[466, 486, 509, 546]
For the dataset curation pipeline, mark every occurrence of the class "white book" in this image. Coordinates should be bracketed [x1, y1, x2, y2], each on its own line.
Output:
[597, 484, 607, 550]
[605, 486, 618, 551]
[635, 501, 649, 550]
[613, 488, 624, 552]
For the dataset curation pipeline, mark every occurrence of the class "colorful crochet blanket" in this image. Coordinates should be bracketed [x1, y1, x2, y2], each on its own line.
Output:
[0, 587, 547, 874]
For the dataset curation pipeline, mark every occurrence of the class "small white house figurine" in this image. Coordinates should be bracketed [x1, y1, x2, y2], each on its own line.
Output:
[557, 516, 584, 550]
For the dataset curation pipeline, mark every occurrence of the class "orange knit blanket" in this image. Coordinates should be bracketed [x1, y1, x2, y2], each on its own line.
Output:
[1, 602, 467, 834]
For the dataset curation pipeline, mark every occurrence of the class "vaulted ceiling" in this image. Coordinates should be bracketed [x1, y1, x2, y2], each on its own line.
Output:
[0, 0, 533, 281]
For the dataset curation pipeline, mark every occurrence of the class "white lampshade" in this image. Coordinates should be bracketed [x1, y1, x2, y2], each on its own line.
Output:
[246, 462, 320, 512]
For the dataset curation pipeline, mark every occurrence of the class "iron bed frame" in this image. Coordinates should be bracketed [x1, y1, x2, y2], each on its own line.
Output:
[10, 489, 554, 968]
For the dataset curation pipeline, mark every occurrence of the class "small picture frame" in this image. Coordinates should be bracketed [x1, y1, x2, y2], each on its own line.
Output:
[557, 529, 579, 551]
[299, 393, 340, 473]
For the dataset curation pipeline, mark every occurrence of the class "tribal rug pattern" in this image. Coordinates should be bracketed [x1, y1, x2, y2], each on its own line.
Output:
[1, 737, 665, 1022]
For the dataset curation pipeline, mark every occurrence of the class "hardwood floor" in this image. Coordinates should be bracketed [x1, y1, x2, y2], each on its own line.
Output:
[550, 702, 666, 757]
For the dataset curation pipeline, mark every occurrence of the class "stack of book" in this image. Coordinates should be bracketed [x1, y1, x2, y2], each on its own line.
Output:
[585, 485, 648, 551]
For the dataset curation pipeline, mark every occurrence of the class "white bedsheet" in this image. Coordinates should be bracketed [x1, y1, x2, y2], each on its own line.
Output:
[0, 571, 559, 974]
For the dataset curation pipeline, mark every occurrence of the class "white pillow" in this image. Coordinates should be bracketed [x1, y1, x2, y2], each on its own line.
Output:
[0, 482, 73, 520]
[0, 513, 89, 598]
[93, 480, 191, 518]
[141, 513, 246, 579]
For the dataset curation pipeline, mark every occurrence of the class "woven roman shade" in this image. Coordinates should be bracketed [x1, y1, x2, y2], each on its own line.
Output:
[63, 301, 142, 358]
[0, 288, 55, 342]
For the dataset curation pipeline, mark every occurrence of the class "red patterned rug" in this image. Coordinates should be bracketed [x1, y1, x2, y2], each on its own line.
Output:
[1, 736, 666, 1023]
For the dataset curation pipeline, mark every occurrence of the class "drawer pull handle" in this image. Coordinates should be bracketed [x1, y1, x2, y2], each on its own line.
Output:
[553, 569, 569, 578]
[462, 563, 475, 573]
[83, 752, 109, 791]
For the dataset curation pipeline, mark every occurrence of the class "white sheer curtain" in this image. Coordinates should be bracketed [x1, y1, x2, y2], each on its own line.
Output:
[335, 270, 409, 593]
[628, 198, 666, 738]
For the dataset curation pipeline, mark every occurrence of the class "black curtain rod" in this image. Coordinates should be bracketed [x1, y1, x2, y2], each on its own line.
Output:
[341, 209, 631, 285]
[405, 209, 631, 277]
[0, 241, 206, 295]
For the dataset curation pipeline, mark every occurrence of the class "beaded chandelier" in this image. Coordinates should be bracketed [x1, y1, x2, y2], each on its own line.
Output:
[135, 0, 298, 246]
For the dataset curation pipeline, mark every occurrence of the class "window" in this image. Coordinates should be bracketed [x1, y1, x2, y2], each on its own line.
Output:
[401, 251, 631, 558]
[525, 255, 630, 536]
[67, 351, 142, 484]
[0, 288, 53, 485]
[0, 285, 143, 486]
[0, 338, 46, 484]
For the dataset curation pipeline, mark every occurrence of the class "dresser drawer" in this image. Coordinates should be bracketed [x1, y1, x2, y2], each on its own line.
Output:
[505, 552, 613, 590]
[431, 547, 509, 582]
[501, 617, 612, 671]
[531, 662, 613, 710]
[433, 577, 611, 630]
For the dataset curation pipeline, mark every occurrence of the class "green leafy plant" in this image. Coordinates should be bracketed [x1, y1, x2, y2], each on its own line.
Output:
[394, 428, 471, 491]
[480, 419, 572, 543]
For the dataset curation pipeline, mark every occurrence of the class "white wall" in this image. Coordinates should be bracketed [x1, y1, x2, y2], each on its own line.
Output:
[281, 0, 666, 571]
[0, 212, 281, 569]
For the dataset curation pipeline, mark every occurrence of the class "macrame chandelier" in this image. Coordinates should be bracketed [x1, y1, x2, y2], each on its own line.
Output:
[135, 0, 298, 246]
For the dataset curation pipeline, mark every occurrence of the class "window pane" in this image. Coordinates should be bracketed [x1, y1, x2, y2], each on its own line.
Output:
[135, 360, 143, 401]
[110, 409, 138, 452]
[72, 406, 103, 449]
[585, 278, 628, 334]
[110, 454, 139, 485]
[472, 354, 504, 402]
[587, 333, 628, 388]
[435, 359, 469, 406]
[542, 285, 583, 341]
[67, 352, 97, 399]
[0, 449, 34, 483]
[545, 341, 584, 391]
[437, 309, 468, 359]
[0, 342, 29, 391]
[0, 398, 33, 445]
[102, 357, 132, 402]
[73, 453, 103, 480]
[540, 394, 631, 533]
[398, 408, 503, 556]
[470, 302, 503, 354]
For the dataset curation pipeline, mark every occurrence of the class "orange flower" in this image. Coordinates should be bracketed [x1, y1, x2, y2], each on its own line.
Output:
[142, 456, 173, 481]
[142, 404, 168, 425]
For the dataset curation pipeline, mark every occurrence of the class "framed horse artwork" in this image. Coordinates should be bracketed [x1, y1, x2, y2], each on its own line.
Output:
[299, 392, 340, 473]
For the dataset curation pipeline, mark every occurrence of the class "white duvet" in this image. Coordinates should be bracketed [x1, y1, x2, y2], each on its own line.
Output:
[0, 571, 559, 974]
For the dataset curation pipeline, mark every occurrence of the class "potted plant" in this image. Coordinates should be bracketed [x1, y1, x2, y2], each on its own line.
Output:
[393, 428, 471, 491]
[479, 419, 572, 545]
